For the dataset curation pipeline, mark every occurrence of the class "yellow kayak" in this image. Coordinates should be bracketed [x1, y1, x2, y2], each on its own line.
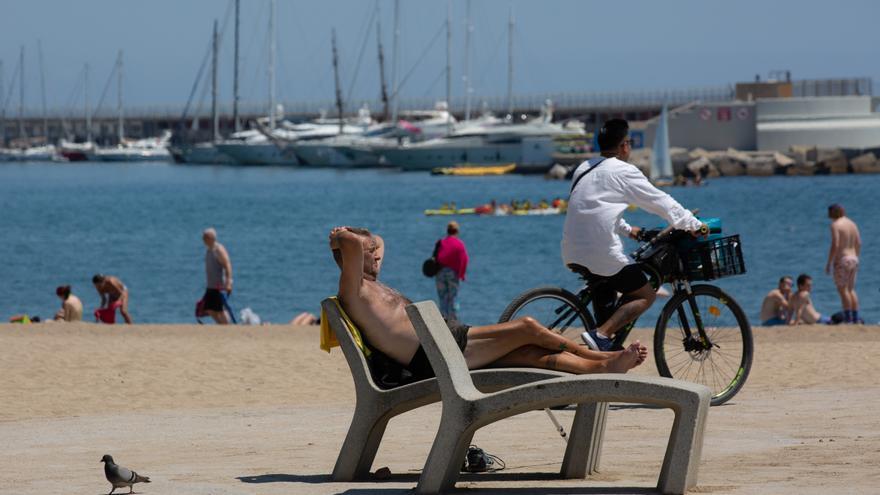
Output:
[431, 163, 517, 176]
[424, 208, 476, 216]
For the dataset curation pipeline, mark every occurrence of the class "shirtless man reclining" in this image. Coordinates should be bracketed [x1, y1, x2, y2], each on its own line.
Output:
[329, 226, 647, 379]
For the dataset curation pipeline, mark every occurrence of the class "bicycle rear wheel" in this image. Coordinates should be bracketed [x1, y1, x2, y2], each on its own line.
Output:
[498, 287, 596, 336]
[654, 284, 753, 406]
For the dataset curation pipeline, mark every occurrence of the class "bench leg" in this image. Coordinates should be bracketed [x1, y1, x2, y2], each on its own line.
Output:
[657, 392, 710, 495]
[331, 405, 392, 481]
[416, 416, 476, 495]
[561, 401, 608, 478]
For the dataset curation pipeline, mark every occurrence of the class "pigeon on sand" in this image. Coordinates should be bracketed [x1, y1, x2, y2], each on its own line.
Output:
[100, 454, 151, 494]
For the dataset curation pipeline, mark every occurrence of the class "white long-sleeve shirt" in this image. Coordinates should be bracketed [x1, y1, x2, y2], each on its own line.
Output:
[562, 156, 702, 276]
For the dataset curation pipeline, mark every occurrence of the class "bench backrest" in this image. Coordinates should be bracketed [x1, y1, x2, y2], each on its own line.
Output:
[405, 301, 481, 400]
[321, 298, 383, 392]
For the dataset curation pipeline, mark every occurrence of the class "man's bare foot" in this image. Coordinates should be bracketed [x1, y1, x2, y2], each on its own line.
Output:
[631, 340, 648, 365]
[604, 343, 644, 373]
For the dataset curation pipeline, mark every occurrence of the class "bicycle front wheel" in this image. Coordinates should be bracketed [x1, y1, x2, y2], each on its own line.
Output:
[654, 284, 753, 406]
[498, 286, 596, 336]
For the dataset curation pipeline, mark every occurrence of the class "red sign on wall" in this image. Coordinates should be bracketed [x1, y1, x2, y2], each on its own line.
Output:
[717, 107, 731, 121]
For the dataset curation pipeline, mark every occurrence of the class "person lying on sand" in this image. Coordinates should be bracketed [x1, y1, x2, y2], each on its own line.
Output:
[329, 226, 647, 379]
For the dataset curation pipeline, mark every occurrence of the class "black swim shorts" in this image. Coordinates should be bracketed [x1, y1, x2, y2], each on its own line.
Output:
[202, 288, 225, 312]
[406, 318, 470, 380]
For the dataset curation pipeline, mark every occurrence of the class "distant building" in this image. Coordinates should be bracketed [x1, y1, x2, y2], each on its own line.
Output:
[757, 96, 880, 151]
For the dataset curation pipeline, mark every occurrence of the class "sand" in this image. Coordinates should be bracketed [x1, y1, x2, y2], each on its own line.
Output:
[2, 322, 879, 494]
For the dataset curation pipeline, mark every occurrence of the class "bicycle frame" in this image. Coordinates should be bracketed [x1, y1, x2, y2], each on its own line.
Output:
[570, 270, 714, 353]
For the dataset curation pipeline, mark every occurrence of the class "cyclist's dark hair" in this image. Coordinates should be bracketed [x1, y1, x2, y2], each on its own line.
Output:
[796, 274, 811, 287]
[598, 118, 629, 152]
[92, 274, 105, 284]
[779, 276, 792, 285]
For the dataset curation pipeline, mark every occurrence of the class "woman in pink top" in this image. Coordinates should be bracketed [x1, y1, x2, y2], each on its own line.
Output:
[435, 221, 469, 320]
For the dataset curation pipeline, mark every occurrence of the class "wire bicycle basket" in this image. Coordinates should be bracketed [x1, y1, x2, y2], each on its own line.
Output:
[681, 234, 746, 281]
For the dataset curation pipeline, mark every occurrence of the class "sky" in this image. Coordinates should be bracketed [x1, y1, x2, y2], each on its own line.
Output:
[1, 0, 878, 115]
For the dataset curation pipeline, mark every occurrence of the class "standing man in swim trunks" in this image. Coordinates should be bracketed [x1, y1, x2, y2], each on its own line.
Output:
[759, 276, 792, 326]
[825, 204, 862, 323]
[202, 228, 234, 324]
[329, 226, 646, 379]
[92, 274, 132, 324]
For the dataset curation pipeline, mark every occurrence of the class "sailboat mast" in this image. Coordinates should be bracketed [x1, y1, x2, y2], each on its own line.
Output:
[18, 45, 25, 142]
[38, 40, 48, 141]
[506, 6, 514, 119]
[376, 3, 389, 123]
[0, 61, 5, 147]
[268, 0, 276, 130]
[117, 50, 124, 143]
[332, 28, 344, 135]
[463, 0, 472, 121]
[232, 0, 241, 132]
[212, 19, 219, 142]
[445, 0, 452, 134]
[85, 63, 92, 143]
[390, 0, 400, 122]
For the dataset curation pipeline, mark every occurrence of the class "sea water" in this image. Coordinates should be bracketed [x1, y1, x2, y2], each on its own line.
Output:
[1, 161, 876, 326]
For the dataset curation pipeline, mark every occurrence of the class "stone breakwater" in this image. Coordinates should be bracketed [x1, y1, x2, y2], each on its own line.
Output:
[549, 146, 880, 179]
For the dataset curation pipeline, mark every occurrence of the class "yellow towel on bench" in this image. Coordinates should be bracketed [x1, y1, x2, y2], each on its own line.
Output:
[320, 297, 371, 357]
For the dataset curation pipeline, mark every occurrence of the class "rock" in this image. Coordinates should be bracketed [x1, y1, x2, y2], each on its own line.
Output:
[746, 156, 776, 176]
[850, 152, 880, 173]
[671, 150, 692, 176]
[686, 156, 711, 174]
[816, 149, 848, 174]
[714, 152, 746, 176]
[545, 163, 569, 180]
[689, 147, 711, 159]
[789, 145, 818, 163]
[773, 152, 796, 167]
[786, 161, 816, 176]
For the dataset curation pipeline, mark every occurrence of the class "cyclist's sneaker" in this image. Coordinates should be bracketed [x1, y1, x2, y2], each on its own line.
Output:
[581, 331, 615, 352]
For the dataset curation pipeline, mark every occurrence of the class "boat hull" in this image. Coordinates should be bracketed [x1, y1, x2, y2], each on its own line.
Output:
[376, 136, 555, 172]
[169, 143, 236, 165]
[214, 142, 296, 166]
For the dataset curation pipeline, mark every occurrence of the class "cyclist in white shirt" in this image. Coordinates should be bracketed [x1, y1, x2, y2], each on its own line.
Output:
[561, 119, 706, 351]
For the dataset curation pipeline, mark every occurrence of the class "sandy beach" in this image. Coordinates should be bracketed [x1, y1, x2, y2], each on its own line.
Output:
[2, 321, 879, 494]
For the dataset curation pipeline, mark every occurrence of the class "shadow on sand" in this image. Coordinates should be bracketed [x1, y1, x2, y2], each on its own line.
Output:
[237, 472, 655, 494]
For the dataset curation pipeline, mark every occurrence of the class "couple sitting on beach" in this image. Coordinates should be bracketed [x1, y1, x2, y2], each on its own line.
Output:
[329, 226, 647, 379]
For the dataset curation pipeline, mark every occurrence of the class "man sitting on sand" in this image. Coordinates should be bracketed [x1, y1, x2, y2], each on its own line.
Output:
[54, 285, 83, 322]
[759, 276, 792, 326]
[329, 226, 647, 378]
[92, 274, 132, 324]
[788, 274, 831, 325]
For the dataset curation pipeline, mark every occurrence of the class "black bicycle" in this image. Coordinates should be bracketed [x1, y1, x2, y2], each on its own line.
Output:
[499, 220, 752, 406]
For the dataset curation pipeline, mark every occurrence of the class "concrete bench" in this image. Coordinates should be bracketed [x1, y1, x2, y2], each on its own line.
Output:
[320, 297, 608, 482]
[406, 300, 711, 495]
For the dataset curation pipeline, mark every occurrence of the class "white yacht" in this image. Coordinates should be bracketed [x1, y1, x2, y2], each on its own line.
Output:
[375, 104, 582, 172]
[288, 103, 458, 168]
[168, 141, 236, 165]
[214, 127, 294, 165]
[92, 131, 172, 162]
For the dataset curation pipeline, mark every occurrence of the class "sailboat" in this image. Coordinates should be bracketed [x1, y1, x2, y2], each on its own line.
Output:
[59, 63, 96, 161]
[169, 18, 236, 165]
[214, 0, 293, 165]
[649, 103, 674, 186]
[91, 51, 171, 162]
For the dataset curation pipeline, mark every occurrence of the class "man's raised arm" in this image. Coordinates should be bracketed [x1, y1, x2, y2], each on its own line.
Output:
[329, 227, 366, 300]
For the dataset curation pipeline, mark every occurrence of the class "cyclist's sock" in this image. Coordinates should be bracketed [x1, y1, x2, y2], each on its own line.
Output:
[844, 310, 854, 323]
[852, 310, 860, 323]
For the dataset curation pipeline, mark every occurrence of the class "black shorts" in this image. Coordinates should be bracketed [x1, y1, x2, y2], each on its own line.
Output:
[597, 264, 649, 294]
[569, 263, 648, 294]
[202, 288, 225, 312]
[406, 318, 469, 380]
